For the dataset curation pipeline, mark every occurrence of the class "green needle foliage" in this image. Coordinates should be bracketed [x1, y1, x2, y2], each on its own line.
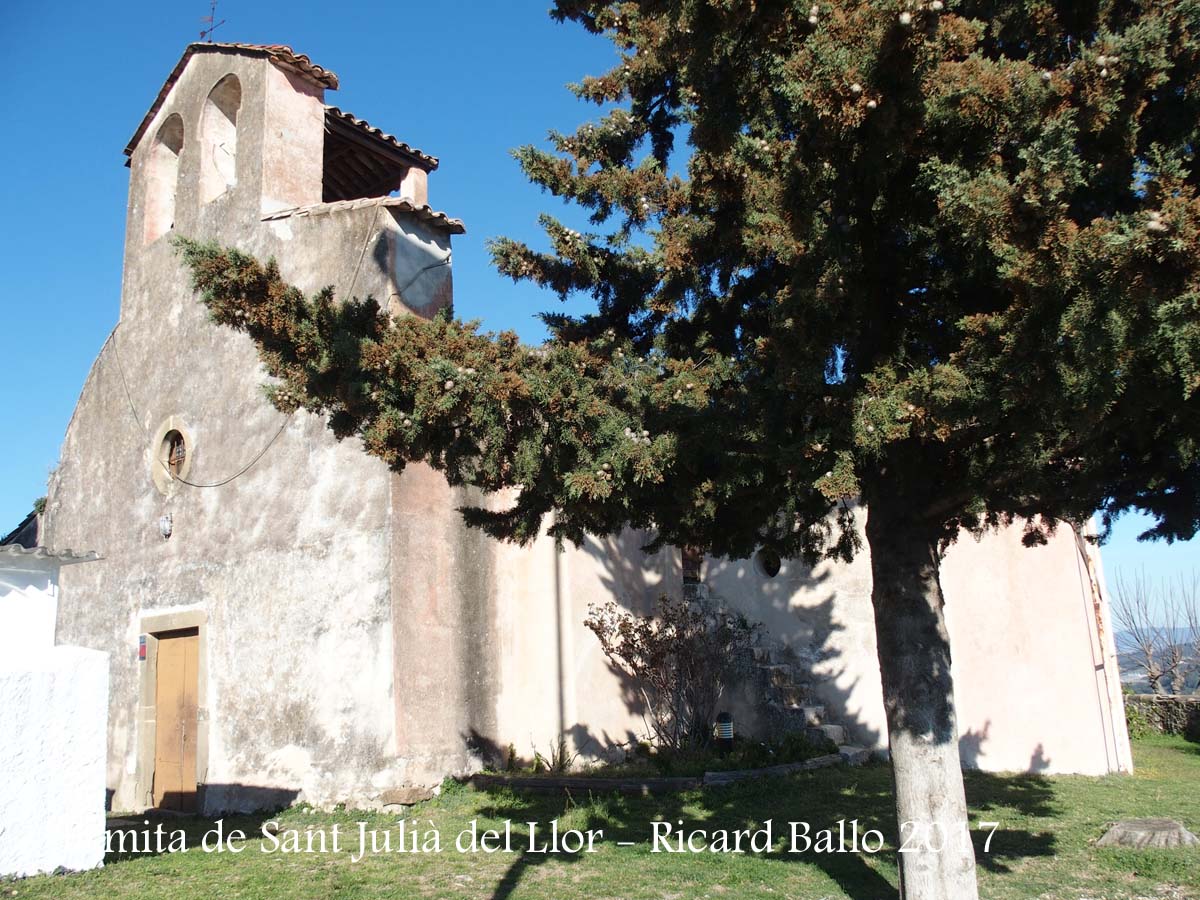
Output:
[176, 8, 1200, 893]
[178, 0, 1199, 561]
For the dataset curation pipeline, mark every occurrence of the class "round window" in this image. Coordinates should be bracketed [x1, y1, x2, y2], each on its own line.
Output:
[161, 430, 187, 478]
[755, 548, 782, 578]
[149, 419, 193, 495]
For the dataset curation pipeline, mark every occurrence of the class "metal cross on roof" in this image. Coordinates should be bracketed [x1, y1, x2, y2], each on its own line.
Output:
[199, 0, 225, 42]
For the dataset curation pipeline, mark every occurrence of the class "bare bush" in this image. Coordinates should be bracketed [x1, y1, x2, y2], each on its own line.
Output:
[584, 596, 759, 751]
[1112, 569, 1198, 694]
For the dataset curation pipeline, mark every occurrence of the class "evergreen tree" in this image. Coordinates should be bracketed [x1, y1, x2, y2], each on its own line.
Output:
[177, 2, 1200, 895]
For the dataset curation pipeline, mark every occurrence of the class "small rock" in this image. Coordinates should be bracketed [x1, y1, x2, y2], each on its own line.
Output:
[1096, 818, 1199, 849]
[379, 786, 435, 807]
[838, 745, 871, 766]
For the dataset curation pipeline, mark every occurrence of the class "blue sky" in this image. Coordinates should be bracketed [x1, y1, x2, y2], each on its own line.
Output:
[0, 1, 1193, 602]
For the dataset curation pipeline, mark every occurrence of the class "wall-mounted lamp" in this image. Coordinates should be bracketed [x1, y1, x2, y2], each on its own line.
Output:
[715, 711, 734, 756]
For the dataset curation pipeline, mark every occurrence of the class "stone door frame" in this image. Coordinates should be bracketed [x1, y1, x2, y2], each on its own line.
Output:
[134, 608, 209, 812]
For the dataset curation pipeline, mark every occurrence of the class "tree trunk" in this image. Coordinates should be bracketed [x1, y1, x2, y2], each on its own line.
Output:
[865, 501, 979, 900]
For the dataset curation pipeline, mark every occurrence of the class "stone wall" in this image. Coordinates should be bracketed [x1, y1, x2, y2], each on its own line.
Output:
[45, 48, 452, 814]
[45, 41, 1136, 817]
[707, 515, 1132, 775]
[1125, 694, 1200, 741]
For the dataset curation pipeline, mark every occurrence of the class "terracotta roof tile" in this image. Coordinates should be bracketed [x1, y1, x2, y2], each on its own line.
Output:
[325, 106, 439, 171]
[0, 545, 101, 566]
[262, 196, 466, 235]
[229, 44, 338, 88]
[125, 42, 339, 159]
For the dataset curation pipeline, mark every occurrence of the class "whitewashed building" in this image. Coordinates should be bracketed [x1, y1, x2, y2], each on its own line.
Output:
[0, 545, 107, 877]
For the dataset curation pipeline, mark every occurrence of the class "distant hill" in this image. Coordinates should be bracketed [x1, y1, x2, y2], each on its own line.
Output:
[1115, 630, 1197, 694]
[1114, 628, 1194, 656]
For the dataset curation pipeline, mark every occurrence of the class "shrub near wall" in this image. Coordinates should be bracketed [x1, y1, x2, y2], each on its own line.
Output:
[1125, 695, 1200, 742]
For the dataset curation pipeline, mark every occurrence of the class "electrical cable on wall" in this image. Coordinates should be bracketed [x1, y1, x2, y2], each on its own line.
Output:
[345, 205, 383, 302]
[346, 203, 452, 309]
[395, 254, 452, 300]
[106, 325, 292, 489]
[106, 204, 447, 491]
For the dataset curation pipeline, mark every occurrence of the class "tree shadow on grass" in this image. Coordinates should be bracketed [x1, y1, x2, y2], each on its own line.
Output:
[469, 748, 1062, 900]
[473, 763, 898, 900]
[103, 787, 299, 866]
[963, 765, 1059, 875]
[1174, 739, 1200, 757]
[104, 811, 278, 865]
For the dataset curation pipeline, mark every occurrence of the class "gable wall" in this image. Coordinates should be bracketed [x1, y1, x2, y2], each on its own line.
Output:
[45, 48, 1129, 815]
[43, 51, 452, 812]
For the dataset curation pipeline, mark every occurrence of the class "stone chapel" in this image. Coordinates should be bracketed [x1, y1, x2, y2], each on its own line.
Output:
[35, 43, 1131, 814]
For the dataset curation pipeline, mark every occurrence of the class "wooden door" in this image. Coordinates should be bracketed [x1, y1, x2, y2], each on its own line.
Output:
[153, 628, 199, 811]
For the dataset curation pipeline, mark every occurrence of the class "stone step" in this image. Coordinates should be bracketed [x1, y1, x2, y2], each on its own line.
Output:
[791, 704, 824, 726]
[756, 664, 796, 688]
[807, 723, 845, 745]
[838, 745, 871, 766]
[773, 684, 809, 706]
[767, 702, 824, 726]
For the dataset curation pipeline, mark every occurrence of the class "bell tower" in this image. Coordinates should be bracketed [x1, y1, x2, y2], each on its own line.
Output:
[122, 43, 340, 258]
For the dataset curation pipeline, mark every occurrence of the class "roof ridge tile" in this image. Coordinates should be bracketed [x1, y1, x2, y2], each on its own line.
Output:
[262, 196, 466, 234]
[325, 106, 440, 170]
[125, 42, 339, 158]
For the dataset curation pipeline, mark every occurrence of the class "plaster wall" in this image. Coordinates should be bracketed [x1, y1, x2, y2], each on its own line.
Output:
[941, 524, 1130, 774]
[399, 493, 1126, 778]
[0, 568, 57, 659]
[44, 50, 450, 813]
[389, 466, 499, 783]
[0, 646, 109, 877]
[706, 518, 881, 749]
[260, 63, 325, 214]
[45, 44, 1129, 818]
[388, 461, 678, 779]
[489, 527, 674, 763]
[707, 510, 1128, 775]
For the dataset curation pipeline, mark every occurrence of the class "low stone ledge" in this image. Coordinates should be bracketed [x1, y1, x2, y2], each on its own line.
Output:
[702, 753, 843, 787]
[1125, 694, 1200, 741]
[469, 774, 702, 795]
[838, 745, 872, 766]
[470, 747, 867, 796]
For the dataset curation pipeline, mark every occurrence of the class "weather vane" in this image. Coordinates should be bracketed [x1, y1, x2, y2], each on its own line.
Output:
[199, 0, 225, 42]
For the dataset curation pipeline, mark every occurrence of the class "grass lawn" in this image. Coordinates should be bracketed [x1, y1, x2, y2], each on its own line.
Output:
[14, 736, 1199, 899]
